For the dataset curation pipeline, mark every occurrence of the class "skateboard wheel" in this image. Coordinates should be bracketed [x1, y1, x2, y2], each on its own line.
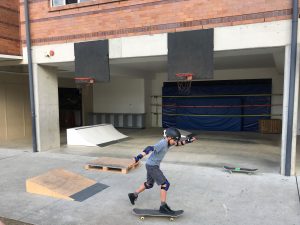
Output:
[170, 218, 174, 221]
[140, 216, 145, 220]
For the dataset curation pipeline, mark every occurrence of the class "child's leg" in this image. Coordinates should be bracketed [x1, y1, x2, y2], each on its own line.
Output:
[135, 183, 146, 194]
[160, 179, 170, 203]
[159, 180, 175, 214]
[160, 189, 167, 202]
[128, 166, 154, 205]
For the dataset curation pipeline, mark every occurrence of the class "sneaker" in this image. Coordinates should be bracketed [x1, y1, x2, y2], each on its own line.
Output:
[159, 203, 175, 215]
[128, 193, 138, 205]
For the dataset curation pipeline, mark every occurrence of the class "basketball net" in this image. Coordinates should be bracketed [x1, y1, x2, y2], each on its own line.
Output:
[176, 73, 193, 95]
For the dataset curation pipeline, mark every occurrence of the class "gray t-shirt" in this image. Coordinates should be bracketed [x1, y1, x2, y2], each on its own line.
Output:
[146, 139, 173, 166]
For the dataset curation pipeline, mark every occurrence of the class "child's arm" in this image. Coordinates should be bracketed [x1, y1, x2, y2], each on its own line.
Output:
[133, 146, 154, 162]
[176, 135, 196, 146]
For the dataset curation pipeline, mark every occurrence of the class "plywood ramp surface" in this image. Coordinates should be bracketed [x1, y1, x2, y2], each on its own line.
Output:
[67, 124, 128, 146]
[26, 169, 96, 200]
[86, 157, 139, 174]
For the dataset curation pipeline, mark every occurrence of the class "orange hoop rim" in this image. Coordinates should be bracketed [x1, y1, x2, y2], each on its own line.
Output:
[176, 73, 193, 80]
[74, 77, 95, 84]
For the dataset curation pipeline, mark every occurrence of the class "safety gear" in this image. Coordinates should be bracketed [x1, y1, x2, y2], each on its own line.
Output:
[134, 154, 143, 162]
[143, 146, 154, 154]
[163, 128, 181, 141]
[128, 193, 138, 205]
[161, 180, 170, 191]
[185, 136, 194, 143]
[144, 182, 154, 189]
[159, 203, 175, 215]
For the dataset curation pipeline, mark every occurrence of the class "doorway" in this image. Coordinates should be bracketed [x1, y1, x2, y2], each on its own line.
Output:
[59, 88, 82, 130]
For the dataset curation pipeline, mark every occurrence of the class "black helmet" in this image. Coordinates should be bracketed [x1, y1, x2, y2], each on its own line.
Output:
[164, 128, 181, 141]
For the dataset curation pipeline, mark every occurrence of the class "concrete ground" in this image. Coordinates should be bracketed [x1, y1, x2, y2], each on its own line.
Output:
[0, 128, 299, 225]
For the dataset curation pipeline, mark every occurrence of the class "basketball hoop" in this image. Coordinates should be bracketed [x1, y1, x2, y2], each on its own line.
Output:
[176, 73, 193, 95]
[74, 77, 95, 89]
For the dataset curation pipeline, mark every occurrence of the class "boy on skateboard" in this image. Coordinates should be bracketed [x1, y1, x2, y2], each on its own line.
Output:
[128, 128, 196, 215]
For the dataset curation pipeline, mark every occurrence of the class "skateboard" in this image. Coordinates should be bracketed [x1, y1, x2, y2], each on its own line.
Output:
[224, 166, 258, 174]
[132, 208, 184, 221]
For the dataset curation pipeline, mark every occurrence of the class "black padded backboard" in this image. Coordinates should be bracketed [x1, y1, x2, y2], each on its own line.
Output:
[74, 40, 110, 82]
[168, 29, 214, 81]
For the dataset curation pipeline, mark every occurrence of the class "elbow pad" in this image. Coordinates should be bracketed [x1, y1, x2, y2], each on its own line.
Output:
[143, 146, 154, 154]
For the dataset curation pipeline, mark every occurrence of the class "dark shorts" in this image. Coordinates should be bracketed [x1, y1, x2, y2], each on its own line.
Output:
[145, 164, 167, 186]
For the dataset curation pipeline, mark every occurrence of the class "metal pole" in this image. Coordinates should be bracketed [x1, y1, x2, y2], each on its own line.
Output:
[285, 0, 298, 176]
[24, 0, 38, 152]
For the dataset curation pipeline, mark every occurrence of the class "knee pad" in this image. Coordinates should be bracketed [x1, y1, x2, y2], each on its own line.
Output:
[161, 180, 170, 191]
[144, 182, 154, 189]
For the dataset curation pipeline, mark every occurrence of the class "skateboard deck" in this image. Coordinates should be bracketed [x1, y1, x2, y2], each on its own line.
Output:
[133, 208, 184, 221]
[224, 166, 258, 174]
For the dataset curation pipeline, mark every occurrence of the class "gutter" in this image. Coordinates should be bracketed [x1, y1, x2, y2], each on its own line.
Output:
[24, 0, 38, 152]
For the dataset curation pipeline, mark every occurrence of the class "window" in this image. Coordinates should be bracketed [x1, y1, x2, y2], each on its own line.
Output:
[52, 0, 92, 7]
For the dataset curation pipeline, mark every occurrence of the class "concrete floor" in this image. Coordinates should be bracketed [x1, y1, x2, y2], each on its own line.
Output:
[58, 128, 283, 173]
[58, 128, 297, 175]
[0, 128, 299, 225]
[2, 128, 298, 174]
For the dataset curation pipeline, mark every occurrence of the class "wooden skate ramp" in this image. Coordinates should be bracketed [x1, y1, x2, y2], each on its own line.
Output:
[26, 169, 108, 201]
[67, 124, 128, 147]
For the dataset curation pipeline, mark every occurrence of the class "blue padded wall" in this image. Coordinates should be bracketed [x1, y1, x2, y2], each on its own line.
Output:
[162, 79, 272, 131]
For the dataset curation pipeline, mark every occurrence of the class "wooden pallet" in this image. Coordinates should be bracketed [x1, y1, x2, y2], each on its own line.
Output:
[85, 157, 139, 174]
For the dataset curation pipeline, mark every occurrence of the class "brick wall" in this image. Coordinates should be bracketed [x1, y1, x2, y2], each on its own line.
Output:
[0, 0, 21, 55]
[19, 0, 293, 46]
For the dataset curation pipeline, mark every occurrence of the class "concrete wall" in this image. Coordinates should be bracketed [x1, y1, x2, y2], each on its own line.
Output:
[0, 73, 31, 140]
[23, 20, 294, 64]
[150, 68, 283, 127]
[93, 77, 145, 114]
[0, 0, 21, 55]
[33, 65, 60, 151]
[144, 77, 153, 128]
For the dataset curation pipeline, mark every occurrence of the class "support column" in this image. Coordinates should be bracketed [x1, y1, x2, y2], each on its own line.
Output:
[33, 64, 60, 151]
[281, 45, 299, 176]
